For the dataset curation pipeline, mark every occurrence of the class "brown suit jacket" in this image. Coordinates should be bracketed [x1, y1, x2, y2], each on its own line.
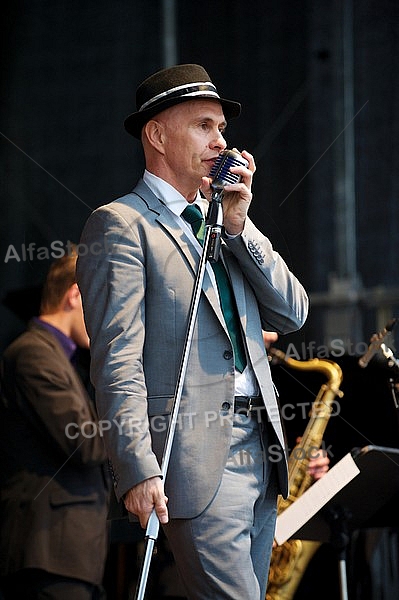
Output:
[0, 320, 109, 585]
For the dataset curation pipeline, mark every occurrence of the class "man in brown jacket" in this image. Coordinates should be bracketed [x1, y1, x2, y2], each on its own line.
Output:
[0, 249, 109, 599]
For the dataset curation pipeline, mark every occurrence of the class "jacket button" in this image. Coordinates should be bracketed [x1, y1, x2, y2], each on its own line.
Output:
[223, 349, 233, 360]
[221, 401, 231, 411]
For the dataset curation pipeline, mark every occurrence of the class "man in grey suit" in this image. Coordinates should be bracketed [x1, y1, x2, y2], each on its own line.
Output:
[77, 64, 309, 599]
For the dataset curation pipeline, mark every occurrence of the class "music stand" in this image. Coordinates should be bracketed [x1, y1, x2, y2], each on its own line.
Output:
[276, 445, 399, 600]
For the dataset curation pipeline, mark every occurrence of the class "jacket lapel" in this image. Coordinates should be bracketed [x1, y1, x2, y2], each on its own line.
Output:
[132, 180, 227, 331]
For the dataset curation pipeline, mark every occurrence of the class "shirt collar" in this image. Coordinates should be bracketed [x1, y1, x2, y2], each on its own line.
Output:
[34, 317, 77, 361]
[143, 169, 206, 217]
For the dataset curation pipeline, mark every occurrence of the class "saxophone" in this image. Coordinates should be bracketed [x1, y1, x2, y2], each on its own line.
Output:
[266, 348, 344, 600]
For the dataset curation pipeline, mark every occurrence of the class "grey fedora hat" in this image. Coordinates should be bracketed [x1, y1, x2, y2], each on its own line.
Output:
[124, 64, 241, 139]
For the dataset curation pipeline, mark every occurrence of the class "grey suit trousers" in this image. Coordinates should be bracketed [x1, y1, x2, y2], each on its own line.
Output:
[163, 413, 278, 600]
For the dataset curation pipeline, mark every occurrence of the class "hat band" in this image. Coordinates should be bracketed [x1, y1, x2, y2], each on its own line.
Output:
[139, 81, 220, 112]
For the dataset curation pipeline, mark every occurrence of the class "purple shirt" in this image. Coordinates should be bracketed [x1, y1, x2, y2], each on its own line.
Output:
[34, 317, 77, 361]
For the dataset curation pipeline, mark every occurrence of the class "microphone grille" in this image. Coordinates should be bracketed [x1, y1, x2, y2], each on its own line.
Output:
[210, 150, 249, 190]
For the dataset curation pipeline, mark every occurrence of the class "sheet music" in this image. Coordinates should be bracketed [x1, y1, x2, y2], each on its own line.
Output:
[275, 452, 361, 545]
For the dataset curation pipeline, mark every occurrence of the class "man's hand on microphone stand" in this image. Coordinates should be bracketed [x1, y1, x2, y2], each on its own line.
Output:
[123, 476, 169, 529]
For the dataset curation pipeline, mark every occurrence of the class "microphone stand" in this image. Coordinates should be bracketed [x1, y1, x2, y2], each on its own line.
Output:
[206, 186, 224, 262]
[134, 192, 224, 600]
[358, 318, 397, 368]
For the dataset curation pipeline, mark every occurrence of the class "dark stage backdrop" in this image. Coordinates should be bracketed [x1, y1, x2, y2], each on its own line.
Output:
[2, 1, 399, 354]
[1, 2, 399, 412]
[1, 3, 399, 598]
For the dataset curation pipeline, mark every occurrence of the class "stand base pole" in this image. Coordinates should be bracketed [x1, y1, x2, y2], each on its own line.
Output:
[338, 557, 349, 600]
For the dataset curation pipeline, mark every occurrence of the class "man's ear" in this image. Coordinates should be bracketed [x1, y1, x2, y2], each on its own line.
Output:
[65, 283, 81, 311]
[144, 119, 166, 153]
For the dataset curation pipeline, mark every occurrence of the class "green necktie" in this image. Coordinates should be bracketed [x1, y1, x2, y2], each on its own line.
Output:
[182, 204, 247, 373]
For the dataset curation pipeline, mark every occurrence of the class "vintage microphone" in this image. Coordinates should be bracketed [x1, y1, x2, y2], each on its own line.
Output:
[134, 149, 248, 600]
[206, 149, 249, 262]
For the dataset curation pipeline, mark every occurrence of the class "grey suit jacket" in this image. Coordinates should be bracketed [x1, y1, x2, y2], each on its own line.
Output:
[77, 179, 308, 518]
